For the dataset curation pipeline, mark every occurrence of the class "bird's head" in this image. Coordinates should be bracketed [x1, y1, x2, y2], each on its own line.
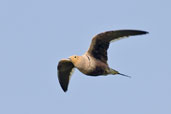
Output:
[69, 55, 80, 66]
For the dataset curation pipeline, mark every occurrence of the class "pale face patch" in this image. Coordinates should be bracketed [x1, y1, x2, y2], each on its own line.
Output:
[69, 55, 80, 65]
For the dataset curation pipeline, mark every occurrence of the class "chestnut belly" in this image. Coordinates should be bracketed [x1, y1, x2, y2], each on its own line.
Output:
[85, 66, 108, 76]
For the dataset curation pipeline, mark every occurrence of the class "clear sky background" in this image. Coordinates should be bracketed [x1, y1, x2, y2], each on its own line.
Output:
[0, 0, 171, 114]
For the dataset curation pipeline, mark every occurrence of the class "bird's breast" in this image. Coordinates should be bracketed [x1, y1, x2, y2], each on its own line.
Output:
[82, 56, 109, 76]
[76, 53, 109, 76]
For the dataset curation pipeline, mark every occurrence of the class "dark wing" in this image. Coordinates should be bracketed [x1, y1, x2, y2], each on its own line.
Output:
[87, 30, 148, 63]
[57, 59, 74, 92]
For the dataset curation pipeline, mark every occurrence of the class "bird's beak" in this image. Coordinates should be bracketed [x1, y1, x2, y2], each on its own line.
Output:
[68, 57, 71, 61]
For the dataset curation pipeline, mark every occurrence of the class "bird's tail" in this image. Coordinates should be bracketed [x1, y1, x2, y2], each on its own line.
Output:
[110, 68, 131, 78]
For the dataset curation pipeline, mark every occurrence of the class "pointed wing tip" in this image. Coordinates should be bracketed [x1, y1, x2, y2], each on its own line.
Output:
[128, 30, 149, 35]
[127, 30, 149, 36]
[137, 30, 149, 35]
[59, 83, 68, 92]
[63, 88, 68, 92]
[141, 30, 149, 34]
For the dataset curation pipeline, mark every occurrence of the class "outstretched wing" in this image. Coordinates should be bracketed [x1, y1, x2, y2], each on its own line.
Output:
[87, 30, 148, 63]
[57, 59, 74, 92]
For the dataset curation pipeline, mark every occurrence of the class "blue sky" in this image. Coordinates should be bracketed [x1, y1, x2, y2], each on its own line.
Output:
[0, 0, 171, 114]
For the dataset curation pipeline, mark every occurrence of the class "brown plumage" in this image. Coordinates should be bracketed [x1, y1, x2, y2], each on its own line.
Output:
[57, 29, 148, 92]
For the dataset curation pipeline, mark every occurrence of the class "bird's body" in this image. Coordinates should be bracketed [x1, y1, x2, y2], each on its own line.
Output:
[71, 53, 109, 76]
[57, 29, 148, 92]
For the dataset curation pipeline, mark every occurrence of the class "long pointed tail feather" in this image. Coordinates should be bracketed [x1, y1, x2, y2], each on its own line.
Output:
[118, 73, 131, 78]
[110, 68, 131, 78]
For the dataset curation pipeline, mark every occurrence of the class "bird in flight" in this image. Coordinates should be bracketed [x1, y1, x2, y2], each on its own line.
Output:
[57, 29, 148, 92]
